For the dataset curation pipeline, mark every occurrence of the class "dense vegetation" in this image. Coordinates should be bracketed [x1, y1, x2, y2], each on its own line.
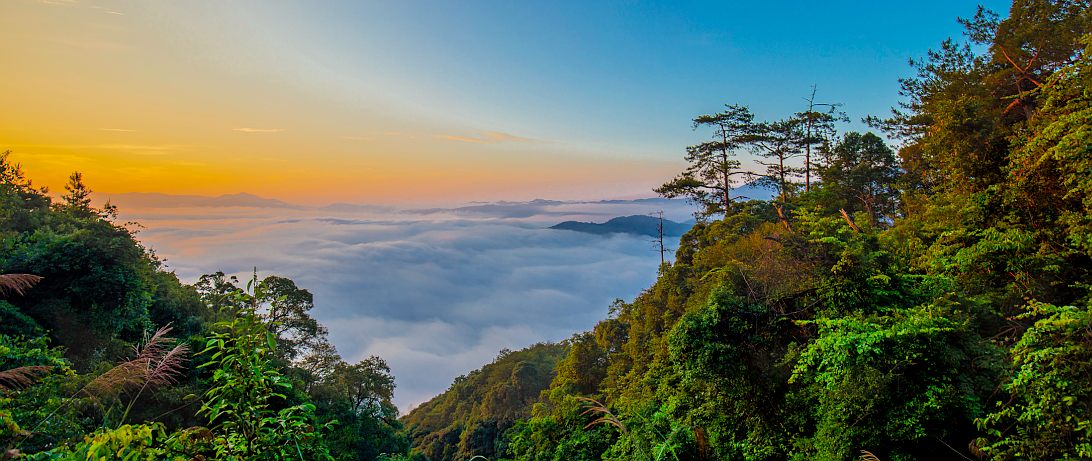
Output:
[4, 1, 1091, 459]
[401, 1, 1092, 460]
[401, 344, 567, 461]
[0, 157, 408, 459]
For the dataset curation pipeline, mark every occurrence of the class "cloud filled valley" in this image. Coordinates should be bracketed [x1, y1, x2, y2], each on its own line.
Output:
[101, 193, 699, 412]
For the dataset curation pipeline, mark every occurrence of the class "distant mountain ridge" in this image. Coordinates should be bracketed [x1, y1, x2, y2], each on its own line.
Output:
[95, 192, 306, 209]
[90, 193, 735, 220]
[549, 214, 694, 237]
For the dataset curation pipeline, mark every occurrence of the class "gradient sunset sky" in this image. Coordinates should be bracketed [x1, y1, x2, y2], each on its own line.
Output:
[3, 0, 1008, 206]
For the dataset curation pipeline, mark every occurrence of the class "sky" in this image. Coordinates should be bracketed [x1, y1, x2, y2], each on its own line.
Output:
[3, 0, 1016, 412]
[2, 0, 1010, 206]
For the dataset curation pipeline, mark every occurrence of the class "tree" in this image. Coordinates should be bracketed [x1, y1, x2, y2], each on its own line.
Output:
[797, 86, 847, 192]
[961, 1, 1091, 122]
[656, 105, 756, 218]
[866, 37, 1006, 197]
[330, 357, 396, 418]
[257, 275, 327, 361]
[0, 151, 51, 233]
[295, 340, 342, 392]
[750, 117, 806, 203]
[975, 302, 1092, 460]
[199, 287, 334, 460]
[60, 172, 91, 211]
[649, 211, 671, 265]
[791, 303, 997, 461]
[195, 271, 242, 313]
[816, 132, 901, 226]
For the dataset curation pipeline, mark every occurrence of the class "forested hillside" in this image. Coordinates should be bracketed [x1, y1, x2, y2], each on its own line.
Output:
[402, 1, 1092, 460]
[0, 156, 408, 459]
[401, 343, 567, 461]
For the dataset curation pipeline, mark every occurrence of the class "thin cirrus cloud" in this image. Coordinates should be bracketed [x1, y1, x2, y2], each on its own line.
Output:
[89, 6, 125, 15]
[375, 132, 418, 140]
[342, 136, 374, 140]
[95, 144, 185, 155]
[435, 131, 536, 144]
[234, 128, 285, 133]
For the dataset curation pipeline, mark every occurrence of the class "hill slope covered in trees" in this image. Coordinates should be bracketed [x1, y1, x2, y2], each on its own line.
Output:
[549, 215, 694, 237]
[0, 157, 409, 460]
[401, 1, 1092, 460]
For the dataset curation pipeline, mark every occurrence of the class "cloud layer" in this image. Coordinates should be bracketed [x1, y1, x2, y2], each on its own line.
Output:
[112, 197, 699, 412]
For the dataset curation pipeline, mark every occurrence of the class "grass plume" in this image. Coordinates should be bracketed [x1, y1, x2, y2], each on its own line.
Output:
[22, 324, 191, 439]
[0, 366, 52, 391]
[84, 325, 190, 400]
[577, 397, 630, 437]
[0, 274, 41, 297]
[860, 450, 882, 461]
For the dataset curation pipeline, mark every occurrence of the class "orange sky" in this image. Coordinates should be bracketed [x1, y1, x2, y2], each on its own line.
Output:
[2, 0, 1008, 206]
[1, 1, 681, 206]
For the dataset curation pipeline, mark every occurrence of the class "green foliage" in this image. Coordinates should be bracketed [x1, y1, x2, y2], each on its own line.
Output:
[792, 208, 916, 315]
[976, 302, 1092, 460]
[660, 289, 792, 460]
[28, 423, 190, 461]
[0, 167, 164, 369]
[790, 303, 999, 460]
[656, 104, 755, 218]
[198, 284, 334, 460]
[750, 117, 806, 203]
[0, 335, 87, 454]
[549, 333, 608, 398]
[401, 343, 566, 461]
[57, 172, 93, 218]
[308, 355, 408, 461]
[257, 275, 326, 361]
[813, 132, 901, 226]
[0, 302, 43, 338]
[505, 395, 617, 461]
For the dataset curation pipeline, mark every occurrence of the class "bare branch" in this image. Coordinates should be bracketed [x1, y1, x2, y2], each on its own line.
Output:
[839, 209, 861, 232]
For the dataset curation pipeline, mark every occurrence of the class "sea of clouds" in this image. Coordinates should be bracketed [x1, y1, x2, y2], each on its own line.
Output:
[101, 194, 702, 412]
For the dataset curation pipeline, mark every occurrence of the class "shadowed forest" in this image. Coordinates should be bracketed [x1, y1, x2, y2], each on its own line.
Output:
[3, 1, 1092, 460]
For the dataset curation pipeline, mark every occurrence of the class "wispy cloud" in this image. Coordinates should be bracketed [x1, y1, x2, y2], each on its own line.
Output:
[434, 135, 493, 144]
[11, 144, 183, 152]
[342, 136, 374, 140]
[95, 144, 185, 155]
[234, 128, 285, 133]
[89, 5, 125, 14]
[375, 132, 418, 139]
[482, 131, 534, 142]
[101, 128, 135, 132]
[435, 131, 537, 144]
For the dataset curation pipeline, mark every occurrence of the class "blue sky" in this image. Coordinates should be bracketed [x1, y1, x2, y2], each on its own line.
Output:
[4, 0, 1009, 204]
